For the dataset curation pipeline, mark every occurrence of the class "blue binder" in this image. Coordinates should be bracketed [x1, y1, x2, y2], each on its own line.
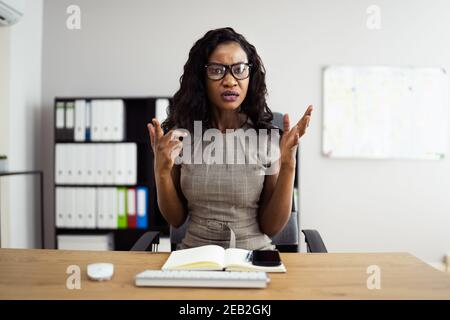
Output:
[85, 100, 91, 141]
[136, 186, 148, 229]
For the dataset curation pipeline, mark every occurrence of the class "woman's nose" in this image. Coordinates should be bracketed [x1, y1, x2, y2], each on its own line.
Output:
[222, 72, 238, 87]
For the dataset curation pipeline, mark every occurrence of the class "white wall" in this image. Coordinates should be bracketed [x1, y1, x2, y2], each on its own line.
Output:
[0, 24, 11, 246]
[0, 0, 43, 248]
[41, 0, 450, 264]
[0, 28, 10, 154]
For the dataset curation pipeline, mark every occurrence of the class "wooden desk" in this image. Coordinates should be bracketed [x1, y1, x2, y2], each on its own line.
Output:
[1, 249, 450, 299]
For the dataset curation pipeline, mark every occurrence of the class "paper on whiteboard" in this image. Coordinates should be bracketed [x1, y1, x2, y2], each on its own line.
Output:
[323, 66, 448, 159]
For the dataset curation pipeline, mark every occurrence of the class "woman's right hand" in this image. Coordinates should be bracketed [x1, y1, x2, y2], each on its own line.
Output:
[147, 119, 187, 178]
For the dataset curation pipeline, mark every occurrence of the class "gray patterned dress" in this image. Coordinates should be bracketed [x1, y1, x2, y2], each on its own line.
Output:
[178, 119, 276, 250]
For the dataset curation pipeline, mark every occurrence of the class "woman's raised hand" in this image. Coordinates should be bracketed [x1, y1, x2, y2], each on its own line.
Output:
[279, 105, 313, 167]
[147, 119, 187, 178]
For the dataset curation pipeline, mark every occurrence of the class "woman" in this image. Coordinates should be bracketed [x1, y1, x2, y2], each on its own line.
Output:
[148, 27, 312, 250]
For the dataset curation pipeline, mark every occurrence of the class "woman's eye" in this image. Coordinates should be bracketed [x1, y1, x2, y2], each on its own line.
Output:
[233, 65, 245, 74]
[212, 68, 223, 74]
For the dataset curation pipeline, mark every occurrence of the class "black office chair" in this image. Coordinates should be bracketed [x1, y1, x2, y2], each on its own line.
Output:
[272, 111, 327, 253]
[130, 231, 160, 251]
[131, 223, 327, 253]
[132, 112, 327, 253]
[169, 212, 303, 252]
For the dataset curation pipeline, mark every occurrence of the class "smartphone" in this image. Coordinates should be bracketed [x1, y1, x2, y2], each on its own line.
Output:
[251, 250, 282, 267]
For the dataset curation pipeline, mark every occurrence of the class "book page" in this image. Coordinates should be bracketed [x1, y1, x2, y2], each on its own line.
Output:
[224, 248, 250, 268]
[161, 245, 225, 270]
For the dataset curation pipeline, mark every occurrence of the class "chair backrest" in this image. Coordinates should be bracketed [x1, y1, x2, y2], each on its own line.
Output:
[170, 112, 299, 252]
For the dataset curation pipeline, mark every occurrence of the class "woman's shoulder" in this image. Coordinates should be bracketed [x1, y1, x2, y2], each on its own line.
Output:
[244, 117, 282, 134]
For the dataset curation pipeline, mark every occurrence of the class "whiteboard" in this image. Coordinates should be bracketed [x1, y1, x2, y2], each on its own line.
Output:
[322, 66, 449, 159]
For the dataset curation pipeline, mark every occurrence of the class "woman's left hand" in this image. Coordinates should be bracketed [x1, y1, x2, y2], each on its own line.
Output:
[279, 105, 313, 167]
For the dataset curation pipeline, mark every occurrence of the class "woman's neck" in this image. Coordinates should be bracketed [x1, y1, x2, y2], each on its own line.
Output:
[211, 108, 248, 133]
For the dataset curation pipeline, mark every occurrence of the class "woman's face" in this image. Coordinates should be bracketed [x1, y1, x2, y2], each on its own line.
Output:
[205, 41, 250, 112]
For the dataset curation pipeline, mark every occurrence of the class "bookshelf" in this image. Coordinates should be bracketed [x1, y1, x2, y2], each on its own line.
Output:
[53, 96, 170, 251]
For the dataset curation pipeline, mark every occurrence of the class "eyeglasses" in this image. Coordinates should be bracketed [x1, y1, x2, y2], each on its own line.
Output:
[205, 62, 252, 81]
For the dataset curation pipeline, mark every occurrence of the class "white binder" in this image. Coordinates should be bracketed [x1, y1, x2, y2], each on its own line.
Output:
[55, 144, 65, 184]
[114, 143, 126, 184]
[74, 144, 86, 184]
[55, 187, 65, 228]
[64, 187, 72, 228]
[65, 187, 76, 228]
[84, 188, 96, 229]
[74, 100, 86, 141]
[57, 234, 114, 251]
[94, 144, 106, 184]
[104, 144, 115, 185]
[84, 144, 96, 185]
[107, 187, 118, 229]
[73, 188, 84, 228]
[66, 144, 76, 185]
[125, 143, 137, 185]
[97, 188, 108, 229]
[111, 100, 125, 141]
[91, 99, 125, 141]
[156, 98, 170, 124]
[91, 100, 103, 141]
[101, 100, 112, 141]
[56, 101, 65, 129]
[65, 102, 75, 130]
[113, 143, 125, 184]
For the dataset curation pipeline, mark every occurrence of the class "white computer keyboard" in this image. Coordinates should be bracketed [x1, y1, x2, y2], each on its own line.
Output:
[135, 270, 270, 288]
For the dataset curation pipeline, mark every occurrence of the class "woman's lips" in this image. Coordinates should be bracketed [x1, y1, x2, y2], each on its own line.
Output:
[221, 91, 239, 102]
[221, 94, 239, 102]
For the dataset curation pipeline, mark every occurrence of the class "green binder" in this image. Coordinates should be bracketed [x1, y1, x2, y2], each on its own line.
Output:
[117, 187, 128, 229]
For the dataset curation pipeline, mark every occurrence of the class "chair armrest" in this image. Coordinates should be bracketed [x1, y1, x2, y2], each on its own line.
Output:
[170, 217, 190, 251]
[272, 211, 299, 245]
[130, 231, 160, 252]
[302, 229, 328, 253]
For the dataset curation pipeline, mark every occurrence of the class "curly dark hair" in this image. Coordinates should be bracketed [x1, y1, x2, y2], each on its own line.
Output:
[162, 27, 275, 133]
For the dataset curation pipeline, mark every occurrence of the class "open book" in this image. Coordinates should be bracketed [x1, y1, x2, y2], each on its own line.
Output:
[161, 245, 286, 273]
